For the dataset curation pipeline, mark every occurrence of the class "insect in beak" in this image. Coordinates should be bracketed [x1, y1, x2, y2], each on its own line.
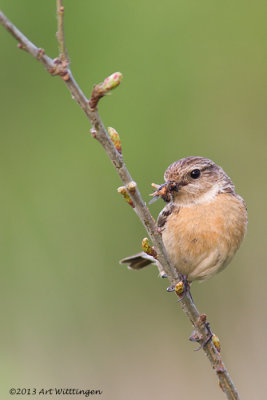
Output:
[149, 181, 178, 204]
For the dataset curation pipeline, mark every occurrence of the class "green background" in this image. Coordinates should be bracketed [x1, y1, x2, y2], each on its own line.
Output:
[1, 1, 266, 399]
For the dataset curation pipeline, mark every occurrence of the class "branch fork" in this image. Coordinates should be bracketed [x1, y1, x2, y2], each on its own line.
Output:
[49, 58, 70, 81]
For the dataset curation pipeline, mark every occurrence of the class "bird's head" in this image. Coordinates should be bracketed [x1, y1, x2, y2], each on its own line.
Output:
[151, 156, 234, 206]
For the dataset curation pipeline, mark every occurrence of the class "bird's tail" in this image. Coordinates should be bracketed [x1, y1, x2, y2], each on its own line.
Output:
[119, 252, 155, 270]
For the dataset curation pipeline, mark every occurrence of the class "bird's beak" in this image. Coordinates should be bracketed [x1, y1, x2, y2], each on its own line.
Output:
[149, 181, 178, 204]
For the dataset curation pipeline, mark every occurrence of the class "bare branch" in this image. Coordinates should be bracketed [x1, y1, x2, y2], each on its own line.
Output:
[56, 0, 68, 62]
[0, 11, 53, 72]
[0, 7, 242, 400]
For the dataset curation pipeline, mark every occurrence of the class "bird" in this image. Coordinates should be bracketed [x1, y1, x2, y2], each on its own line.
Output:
[120, 156, 247, 282]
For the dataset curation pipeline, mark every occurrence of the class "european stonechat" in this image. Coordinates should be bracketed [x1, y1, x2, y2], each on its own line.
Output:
[120, 156, 247, 282]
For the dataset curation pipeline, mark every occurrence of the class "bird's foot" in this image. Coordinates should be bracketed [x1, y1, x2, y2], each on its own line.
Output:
[189, 315, 213, 351]
[166, 274, 191, 300]
[166, 285, 175, 292]
[176, 274, 191, 301]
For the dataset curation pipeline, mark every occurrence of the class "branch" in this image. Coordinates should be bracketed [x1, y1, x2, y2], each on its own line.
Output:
[56, 0, 68, 62]
[0, 6, 241, 400]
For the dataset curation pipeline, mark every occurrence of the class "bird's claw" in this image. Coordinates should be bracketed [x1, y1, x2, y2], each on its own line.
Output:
[176, 274, 191, 301]
[189, 319, 213, 351]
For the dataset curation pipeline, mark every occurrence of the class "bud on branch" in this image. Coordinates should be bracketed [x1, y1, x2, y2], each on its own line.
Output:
[89, 72, 123, 110]
[108, 127, 122, 154]
[117, 186, 135, 208]
[142, 238, 157, 258]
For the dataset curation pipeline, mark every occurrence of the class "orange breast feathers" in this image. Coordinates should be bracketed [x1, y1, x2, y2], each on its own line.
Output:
[161, 193, 247, 281]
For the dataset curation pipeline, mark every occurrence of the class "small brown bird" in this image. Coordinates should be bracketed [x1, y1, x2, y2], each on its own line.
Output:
[120, 157, 247, 282]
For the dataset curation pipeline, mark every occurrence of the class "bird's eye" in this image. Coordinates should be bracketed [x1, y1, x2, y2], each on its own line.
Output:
[190, 169, 201, 179]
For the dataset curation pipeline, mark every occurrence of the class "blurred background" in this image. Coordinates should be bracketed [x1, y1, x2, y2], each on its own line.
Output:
[0, 1, 266, 399]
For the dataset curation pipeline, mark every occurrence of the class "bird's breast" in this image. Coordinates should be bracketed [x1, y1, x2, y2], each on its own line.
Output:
[159, 193, 247, 281]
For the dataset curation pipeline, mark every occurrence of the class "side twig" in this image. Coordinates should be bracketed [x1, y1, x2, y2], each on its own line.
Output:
[0, 5, 241, 400]
[56, 0, 68, 62]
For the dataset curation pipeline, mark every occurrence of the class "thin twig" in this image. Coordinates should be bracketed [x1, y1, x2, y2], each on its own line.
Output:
[56, 0, 68, 62]
[0, 7, 241, 400]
